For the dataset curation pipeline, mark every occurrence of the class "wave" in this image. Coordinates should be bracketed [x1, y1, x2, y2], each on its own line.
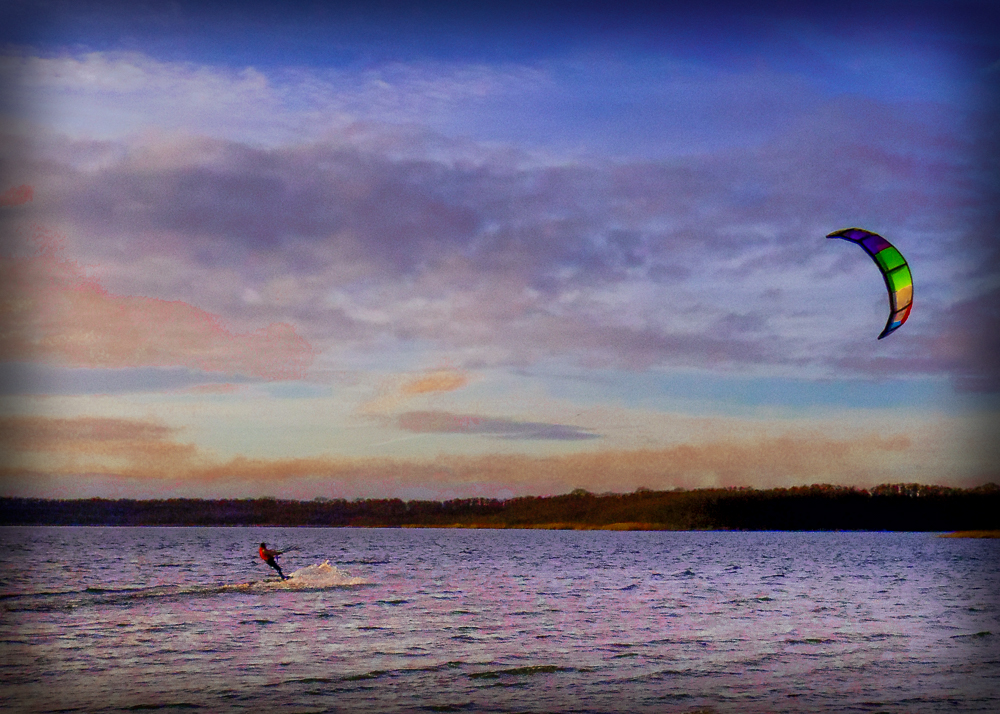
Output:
[469, 664, 576, 679]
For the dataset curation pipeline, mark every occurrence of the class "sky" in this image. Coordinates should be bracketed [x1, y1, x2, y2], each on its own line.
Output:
[0, 0, 997, 500]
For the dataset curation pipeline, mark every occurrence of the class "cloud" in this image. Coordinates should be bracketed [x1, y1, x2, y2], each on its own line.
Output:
[0, 184, 33, 206]
[0, 363, 249, 396]
[2, 51, 551, 147]
[183, 382, 241, 395]
[6, 50, 994, 388]
[0, 228, 316, 379]
[358, 367, 471, 415]
[400, 369, 470, 395]
[397, 410, 599, 441]
[0, 415, 197, 468]
[2, 413, 968, 501]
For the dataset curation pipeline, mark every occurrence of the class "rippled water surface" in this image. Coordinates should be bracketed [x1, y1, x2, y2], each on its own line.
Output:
[1, 527, 998, 713]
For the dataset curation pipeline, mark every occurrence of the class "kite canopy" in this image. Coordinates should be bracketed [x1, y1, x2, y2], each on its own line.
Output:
[827, 228, 912, 339]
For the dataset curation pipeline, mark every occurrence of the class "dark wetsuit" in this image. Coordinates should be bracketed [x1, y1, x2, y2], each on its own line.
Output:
[259, 543, 288, 580]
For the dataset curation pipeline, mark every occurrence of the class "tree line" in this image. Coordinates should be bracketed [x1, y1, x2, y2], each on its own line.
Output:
[1, 483, 998, 530]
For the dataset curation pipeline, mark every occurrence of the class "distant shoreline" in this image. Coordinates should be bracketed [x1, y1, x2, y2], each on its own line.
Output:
[3, 483, 998, 531]
[4, 524, 1000, 535]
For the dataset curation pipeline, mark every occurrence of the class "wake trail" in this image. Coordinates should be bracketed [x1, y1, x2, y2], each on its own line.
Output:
[232, 561, 370, 591]
[2, 561, 370, 612]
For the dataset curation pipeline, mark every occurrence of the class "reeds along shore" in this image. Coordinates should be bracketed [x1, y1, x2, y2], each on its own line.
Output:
[2, 483, 999, 531]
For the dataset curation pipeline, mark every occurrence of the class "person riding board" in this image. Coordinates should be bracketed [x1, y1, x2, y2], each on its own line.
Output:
[259, 542, 289, 580]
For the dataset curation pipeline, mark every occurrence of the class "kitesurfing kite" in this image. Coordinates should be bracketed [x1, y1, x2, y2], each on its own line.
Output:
[827, 228, 912, 339]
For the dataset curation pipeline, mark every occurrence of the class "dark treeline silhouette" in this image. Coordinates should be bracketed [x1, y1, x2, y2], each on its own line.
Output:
[2, 483, 998, 530]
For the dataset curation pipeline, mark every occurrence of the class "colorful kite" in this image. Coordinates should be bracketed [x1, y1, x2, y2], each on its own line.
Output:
[827, 228, 912, 339]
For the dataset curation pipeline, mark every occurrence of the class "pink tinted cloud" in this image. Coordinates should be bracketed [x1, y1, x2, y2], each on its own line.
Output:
[400, 369, 470, 395]
[0, 415, 934, 501]
[0, 415, 196, 461]
[0, 415, 174, 448]
[183, 382, 242, 394]
[359, 367, 470, 415]
[1, 227, 315, 379]
[0, 184, 33, 207]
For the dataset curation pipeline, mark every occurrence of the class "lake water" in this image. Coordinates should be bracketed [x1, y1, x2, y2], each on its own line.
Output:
[1, 527, 998, 713]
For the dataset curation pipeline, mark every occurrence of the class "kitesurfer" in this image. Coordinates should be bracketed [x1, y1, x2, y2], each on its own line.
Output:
[259, 542, 288, 580]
